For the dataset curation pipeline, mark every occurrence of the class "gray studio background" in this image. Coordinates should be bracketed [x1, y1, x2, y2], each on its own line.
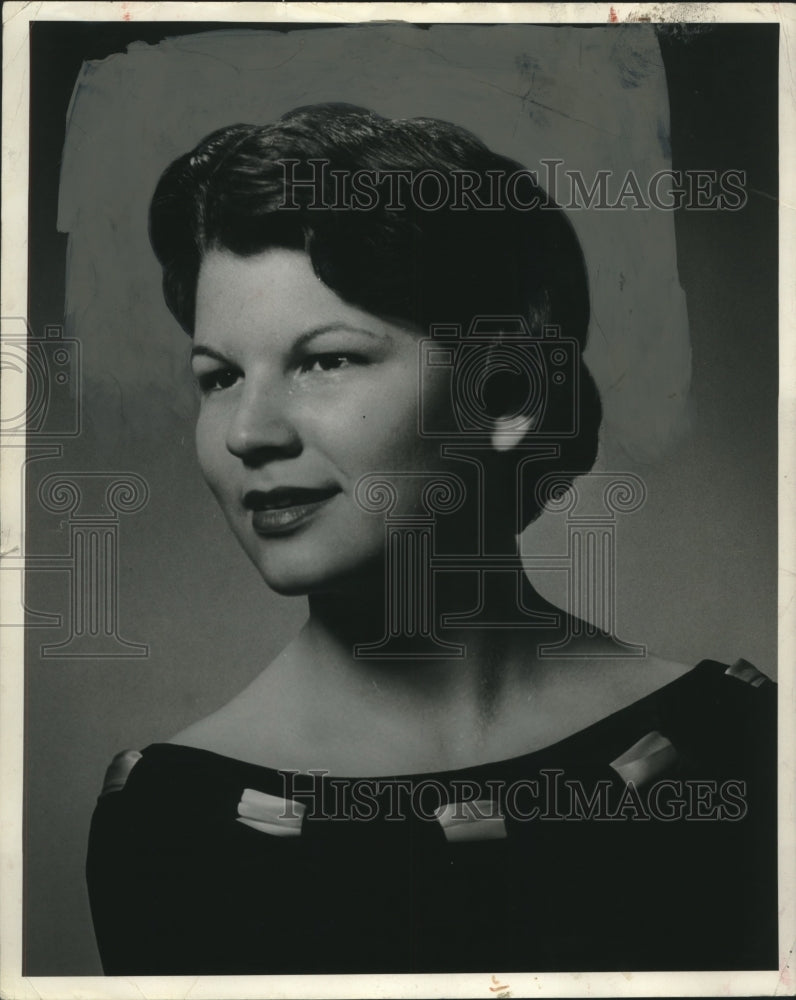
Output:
[23, 24, 777, 973]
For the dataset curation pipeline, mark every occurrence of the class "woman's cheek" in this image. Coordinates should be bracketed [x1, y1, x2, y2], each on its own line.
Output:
[194, 412, 230, 497]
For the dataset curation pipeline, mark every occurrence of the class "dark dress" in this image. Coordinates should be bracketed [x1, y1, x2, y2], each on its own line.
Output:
[86, 658, 778, 975]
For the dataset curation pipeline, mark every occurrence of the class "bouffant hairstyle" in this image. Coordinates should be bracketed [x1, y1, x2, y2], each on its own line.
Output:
[149, 103, 601, 526]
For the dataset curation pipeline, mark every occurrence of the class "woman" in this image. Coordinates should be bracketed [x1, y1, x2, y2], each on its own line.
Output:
[86, 104, 777, 975]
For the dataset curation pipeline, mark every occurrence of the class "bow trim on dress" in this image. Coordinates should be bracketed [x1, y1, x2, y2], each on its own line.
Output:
[236, 787, 306, 837]
[434, 799, 507, 842]
[609, 731, 678, 788]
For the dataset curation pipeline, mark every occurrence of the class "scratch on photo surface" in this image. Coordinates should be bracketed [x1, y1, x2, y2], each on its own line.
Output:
[3, 1, 35, 25]
[183, 975, 201, 998]
[490, 973, 511, 996]
[776, 938, 794, 996]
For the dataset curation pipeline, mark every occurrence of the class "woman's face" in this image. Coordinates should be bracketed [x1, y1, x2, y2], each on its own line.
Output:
[192, 247, 453, 595]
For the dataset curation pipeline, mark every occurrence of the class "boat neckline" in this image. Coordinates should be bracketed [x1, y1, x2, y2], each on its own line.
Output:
[146, 659, 721, 783]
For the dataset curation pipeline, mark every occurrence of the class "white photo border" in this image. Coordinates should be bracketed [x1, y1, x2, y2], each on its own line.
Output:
[1, 3, 794, 997]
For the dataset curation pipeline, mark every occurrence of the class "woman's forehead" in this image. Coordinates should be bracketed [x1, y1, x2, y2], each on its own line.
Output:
[194, 247, 416, 349]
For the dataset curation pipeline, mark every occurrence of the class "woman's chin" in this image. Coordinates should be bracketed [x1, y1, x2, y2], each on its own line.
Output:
[250, 551, 385, 599]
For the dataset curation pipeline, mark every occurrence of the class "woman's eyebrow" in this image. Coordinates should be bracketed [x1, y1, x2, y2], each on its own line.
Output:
[190, 345, 232, 364]
[292, 323, 390, 350]
[191, 324, 390, 362]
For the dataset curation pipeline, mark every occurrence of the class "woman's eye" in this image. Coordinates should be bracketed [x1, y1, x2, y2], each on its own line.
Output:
[195, 367, 240, 393]
[299, 353, 357, 374]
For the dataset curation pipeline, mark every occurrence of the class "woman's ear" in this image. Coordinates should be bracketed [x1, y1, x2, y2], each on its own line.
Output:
[490, 413, 536, 453]
[480, 353, 539, 452]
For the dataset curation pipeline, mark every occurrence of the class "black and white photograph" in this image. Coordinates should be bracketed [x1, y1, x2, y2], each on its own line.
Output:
[1, 3, 793, 997]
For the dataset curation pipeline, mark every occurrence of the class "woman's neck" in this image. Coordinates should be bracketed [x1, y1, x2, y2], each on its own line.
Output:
[179, 563, 673, 775]
[291, 565, 563, 732]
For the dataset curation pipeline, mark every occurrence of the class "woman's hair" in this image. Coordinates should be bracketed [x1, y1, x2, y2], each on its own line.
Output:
[149, 103, 601, 526]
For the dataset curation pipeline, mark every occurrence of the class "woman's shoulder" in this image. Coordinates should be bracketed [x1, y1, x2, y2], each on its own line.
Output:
[540, 643, 775, 711]
[161, 646, 302, 767]
[94, 656, 301, 795]
[637, 653, 776, 719]
[164, 697, 290, 770]
[92, 741, 290, 817]
[167, 712, 241, 757]
[574, 651, 776, 737]
[573, 653, 777, 785]
[510, 646, 776, 765]
[647, 655, 776, 755]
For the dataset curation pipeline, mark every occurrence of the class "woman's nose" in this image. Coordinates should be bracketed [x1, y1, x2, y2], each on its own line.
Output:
[225, 383, 302, 463]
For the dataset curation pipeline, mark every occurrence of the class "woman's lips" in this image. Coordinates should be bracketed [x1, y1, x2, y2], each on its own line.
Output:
[246, 486, 340, 537]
